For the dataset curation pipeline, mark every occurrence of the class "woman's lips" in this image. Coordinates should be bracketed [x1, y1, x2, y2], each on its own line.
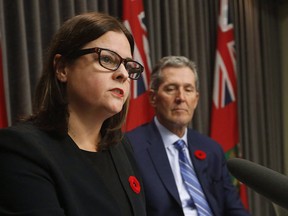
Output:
[110, 88, 124, 97]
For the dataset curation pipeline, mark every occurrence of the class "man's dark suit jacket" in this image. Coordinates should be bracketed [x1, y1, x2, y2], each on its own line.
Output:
[0, 123, 146, 216]
[126, 120, 250, 216]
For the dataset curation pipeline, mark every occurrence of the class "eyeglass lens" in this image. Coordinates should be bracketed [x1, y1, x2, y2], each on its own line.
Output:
[99, 49, 143, 80]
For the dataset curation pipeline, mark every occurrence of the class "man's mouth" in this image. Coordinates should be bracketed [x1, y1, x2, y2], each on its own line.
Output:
[172, 108, 188, 113]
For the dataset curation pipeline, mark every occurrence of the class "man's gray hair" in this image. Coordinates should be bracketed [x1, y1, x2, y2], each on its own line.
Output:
[150, 56, 199, 91]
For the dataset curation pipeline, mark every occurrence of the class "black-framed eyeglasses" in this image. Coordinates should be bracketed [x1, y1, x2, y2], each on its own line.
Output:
[68, 47, 144, 80]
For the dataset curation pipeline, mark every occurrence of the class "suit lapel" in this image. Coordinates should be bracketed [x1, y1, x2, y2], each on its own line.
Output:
[109, 143, 144, 216]
[187, 133, 209, 178]
[187, 130, 218, 215]
[146, 122, 182, 206]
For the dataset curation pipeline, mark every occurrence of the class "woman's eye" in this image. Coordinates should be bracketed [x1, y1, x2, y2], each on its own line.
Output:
[101, 55, 113, 64]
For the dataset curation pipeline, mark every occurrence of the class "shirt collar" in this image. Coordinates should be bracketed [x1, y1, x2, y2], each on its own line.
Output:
[154, 117, 188, 148]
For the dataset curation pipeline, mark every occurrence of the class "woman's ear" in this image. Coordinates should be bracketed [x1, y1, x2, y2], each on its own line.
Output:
[54, 54, 68, 82]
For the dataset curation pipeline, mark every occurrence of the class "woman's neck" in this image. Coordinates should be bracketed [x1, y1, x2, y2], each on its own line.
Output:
[68, 113, 103, 152]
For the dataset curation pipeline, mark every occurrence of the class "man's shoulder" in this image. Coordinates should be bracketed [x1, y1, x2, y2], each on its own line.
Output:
[125, 121, 159, 150]
[187, 128, 222, 148]
[187, 128, 211, 139]
[126, 121, 154, 137]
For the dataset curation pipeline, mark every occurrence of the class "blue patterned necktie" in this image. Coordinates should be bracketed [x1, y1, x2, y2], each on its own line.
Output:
[174, 139, 213, 216]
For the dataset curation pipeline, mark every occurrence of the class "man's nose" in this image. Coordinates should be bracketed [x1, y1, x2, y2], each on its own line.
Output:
[175, 89, 185, 102]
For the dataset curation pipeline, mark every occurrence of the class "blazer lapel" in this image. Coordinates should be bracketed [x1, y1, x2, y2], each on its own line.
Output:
[146, 122, 182, 206]
[187, 130, 219, 215]
[109, 143, 145, 216]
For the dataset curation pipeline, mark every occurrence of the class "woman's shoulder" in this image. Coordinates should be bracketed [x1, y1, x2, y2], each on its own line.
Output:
[0, 122, 49, 142]
[0, 122, 65, 155]
[0, 122, 38, 138]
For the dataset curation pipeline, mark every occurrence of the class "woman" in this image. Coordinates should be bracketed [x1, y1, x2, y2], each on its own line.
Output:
[0, 12, 146, 216]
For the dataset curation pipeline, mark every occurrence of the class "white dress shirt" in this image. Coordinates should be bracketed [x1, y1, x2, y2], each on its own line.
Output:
[154, 117, 197, 216]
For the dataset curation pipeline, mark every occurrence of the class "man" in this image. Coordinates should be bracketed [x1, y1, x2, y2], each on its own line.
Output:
[126, 56, 250, 216]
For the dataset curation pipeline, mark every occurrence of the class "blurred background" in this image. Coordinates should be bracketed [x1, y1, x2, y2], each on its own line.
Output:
[0, 0, 287, 215]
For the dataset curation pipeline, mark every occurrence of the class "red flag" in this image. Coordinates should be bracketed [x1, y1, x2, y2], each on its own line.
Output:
[210, 0, 249, 209]
[122, 0, 154, 131]
[0, 38, 8, 128]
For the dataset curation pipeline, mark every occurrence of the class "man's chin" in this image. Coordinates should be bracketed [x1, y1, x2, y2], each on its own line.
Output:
[171, 118, 190, 128]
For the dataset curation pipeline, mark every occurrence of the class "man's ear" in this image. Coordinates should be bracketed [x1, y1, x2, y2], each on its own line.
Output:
[149, 89, 157, 107]
[194, 92, 200, 109]
[54, 54, 68, 82]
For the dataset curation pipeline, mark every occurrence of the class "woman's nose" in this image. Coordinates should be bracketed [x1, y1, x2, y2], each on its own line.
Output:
[113, 64, 129, 82]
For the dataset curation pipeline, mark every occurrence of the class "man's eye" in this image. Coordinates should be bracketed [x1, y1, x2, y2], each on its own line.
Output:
[166, 87, 175, 91]
[185, 87, 194, 92]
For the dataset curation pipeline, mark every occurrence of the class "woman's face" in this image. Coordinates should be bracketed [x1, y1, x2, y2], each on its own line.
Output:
[56, 31, 132, 120]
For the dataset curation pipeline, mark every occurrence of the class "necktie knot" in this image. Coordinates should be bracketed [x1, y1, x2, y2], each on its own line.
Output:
[174, 139, 186, 151]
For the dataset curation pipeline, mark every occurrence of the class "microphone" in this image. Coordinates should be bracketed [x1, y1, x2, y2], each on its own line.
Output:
[227, 158, 288, 210]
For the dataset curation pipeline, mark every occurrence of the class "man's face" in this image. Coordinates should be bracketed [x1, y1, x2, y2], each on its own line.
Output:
[150, 66, 199, 131]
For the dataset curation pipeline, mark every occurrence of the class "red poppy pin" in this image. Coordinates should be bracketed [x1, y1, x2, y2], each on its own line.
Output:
[128, 176, 141, 194]
[194, 150, 206, 160]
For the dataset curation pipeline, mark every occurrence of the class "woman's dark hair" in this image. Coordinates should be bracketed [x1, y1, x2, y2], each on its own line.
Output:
[28, 12, 134, 149]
